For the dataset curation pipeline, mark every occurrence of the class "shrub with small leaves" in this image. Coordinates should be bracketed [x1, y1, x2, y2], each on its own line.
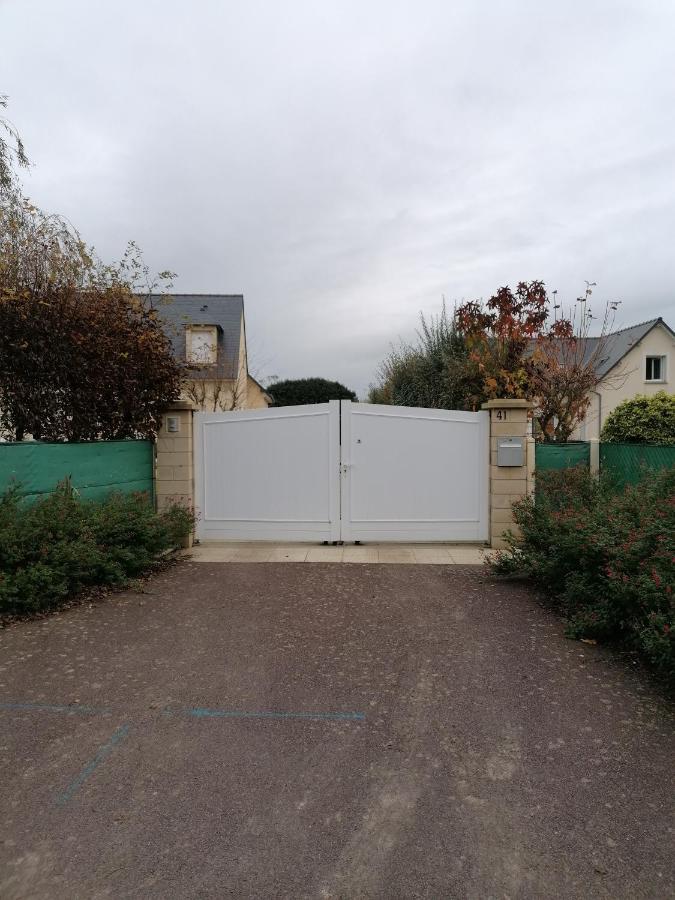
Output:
[0, 483, 193, 616]
[490, 466, 675, 678]
[601, 391, 675, 445]
[270, 377, 357, 407]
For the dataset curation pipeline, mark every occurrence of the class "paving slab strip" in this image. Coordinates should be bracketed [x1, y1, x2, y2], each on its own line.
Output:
[186, 542, 489, 564]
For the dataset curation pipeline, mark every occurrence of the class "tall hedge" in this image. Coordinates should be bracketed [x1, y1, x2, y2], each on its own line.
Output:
[601, 391, 675, 445]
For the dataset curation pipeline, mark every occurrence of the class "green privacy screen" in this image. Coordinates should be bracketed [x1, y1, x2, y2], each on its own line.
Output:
[0, 440, 154, 502]
[535, 441, 590, 471]
[600, 443, 675, 487]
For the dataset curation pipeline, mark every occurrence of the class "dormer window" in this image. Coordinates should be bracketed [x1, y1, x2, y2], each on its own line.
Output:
[188, 326, 218, 364]
[645, 355, 666, 383]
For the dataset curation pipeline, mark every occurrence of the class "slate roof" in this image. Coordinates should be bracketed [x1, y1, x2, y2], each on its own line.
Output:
[527, 317, 673, 378]
[581, 317, 673, 378]
[152, 294, 244, 379]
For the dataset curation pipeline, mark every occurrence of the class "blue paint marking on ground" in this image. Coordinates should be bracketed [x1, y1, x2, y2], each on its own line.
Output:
[56, 724, 130, 806]
[0, 702, 109, 715]
[168, 707, 366, 722]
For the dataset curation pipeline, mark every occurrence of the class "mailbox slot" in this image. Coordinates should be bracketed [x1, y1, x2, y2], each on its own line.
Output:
[497, 437, 524, 467]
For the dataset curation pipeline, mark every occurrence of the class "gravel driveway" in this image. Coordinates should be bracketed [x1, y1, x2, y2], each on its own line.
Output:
[1, 561, 673, 898]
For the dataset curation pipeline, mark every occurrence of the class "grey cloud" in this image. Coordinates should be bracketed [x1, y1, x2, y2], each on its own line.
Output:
[2, 0, 674, 396]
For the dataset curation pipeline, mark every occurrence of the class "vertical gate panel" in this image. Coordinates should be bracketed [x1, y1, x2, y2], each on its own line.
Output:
[194, 402, 340, 541]
[340, 402, 488, 542]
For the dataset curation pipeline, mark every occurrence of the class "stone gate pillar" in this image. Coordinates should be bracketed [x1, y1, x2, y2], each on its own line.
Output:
[482, 398, 534, 550]
[155, 400, 196, 547]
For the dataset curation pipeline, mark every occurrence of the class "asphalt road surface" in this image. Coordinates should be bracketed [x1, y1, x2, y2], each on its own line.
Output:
[1, 561, 673, 898]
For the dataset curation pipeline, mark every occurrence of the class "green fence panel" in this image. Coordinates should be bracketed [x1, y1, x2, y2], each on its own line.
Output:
[0, 440, 154, 502]
[600, 443, 675, 486]
[535, 441, 590, 471]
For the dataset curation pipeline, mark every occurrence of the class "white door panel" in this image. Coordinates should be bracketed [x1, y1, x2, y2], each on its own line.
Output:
[194, 402, 340, 541]
[340, 403, 488, 542]
[194, 400, 488, 543]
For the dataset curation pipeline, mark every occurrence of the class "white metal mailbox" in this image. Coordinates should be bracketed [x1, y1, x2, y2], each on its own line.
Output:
[497, 437, 524, 466]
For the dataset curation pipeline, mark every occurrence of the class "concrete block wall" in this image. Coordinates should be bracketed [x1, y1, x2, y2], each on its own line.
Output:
[483, 398, 533, 550]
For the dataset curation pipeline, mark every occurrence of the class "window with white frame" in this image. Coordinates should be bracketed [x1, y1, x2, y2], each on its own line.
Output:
[188, 326, 217, 364]
[645, 355, 666, 382]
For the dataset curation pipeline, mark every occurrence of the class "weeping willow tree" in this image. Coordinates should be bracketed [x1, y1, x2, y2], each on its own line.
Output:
[0, 94, 29, 191]
[368, 303, 484, 410]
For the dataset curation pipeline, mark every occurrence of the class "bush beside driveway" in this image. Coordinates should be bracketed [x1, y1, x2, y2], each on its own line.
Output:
[0, 484, 192, 618]
[492, 467, 675, 678]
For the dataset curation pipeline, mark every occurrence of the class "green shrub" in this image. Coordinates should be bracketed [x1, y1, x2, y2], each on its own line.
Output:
[368, 304, 483, 410]
[0, 483, 193, 617]
[491, 467, 675, 677]
[601, 391, 675, 445]
[269, 378, 357, 406]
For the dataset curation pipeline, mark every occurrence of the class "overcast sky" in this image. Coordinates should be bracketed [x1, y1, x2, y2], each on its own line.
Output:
[2, 0, 674, 396]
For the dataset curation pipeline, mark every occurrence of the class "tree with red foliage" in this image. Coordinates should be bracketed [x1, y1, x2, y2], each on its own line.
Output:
[456, 281, 619, 441]
[455, 281, 549, 407]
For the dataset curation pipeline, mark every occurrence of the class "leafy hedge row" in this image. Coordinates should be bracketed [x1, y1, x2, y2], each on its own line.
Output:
[491, 467, 675, 677]
[0, 484, 193, 616]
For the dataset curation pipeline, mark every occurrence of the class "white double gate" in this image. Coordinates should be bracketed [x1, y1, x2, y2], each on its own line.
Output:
[194, 401, 488, 543]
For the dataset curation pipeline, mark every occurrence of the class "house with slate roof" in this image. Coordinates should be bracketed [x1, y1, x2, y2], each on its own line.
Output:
[153, 294, 271, 411]
[572, 316, 674, 439]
